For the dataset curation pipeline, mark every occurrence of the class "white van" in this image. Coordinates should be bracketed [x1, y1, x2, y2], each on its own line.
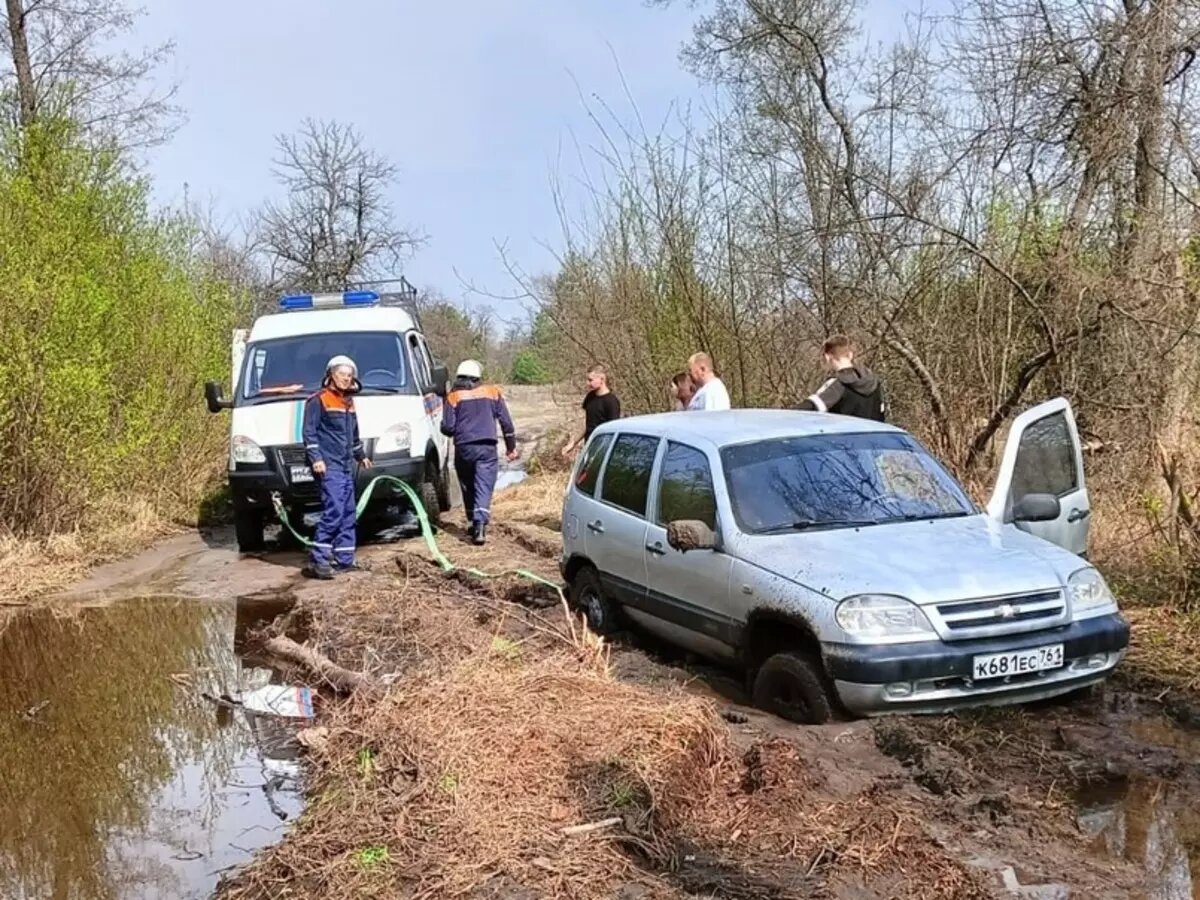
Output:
[204, 286, 452, 552]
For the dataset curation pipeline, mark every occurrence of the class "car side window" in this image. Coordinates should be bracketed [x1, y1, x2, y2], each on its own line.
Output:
[1011, 412, 1078, 499]
[574, 433, 613, 498]
[598, 434, 659, 517]
[408, 334, 432, 387]
[657, 441, 717, 530]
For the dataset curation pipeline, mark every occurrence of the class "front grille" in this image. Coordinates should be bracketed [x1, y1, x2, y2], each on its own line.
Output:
[277, 445, 308, 467]
[932, 590, 1066, 639]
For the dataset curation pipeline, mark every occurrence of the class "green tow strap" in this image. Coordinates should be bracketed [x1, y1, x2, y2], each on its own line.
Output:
[270, 475, 563, 593]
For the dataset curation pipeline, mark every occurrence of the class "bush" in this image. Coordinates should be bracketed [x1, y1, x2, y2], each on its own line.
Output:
[0, 122, 246, 534]
[509, 349, 552, 385]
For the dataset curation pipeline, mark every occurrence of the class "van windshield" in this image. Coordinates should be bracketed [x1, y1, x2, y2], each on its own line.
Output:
[721, 432, 975, 534]
[238, 331, 413, 403]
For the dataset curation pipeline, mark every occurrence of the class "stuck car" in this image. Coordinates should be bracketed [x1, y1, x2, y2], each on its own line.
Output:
[559, 400, 1129, 722]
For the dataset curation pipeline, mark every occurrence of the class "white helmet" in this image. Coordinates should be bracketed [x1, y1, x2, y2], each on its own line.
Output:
[325, 355, 358, 377]
[456, 359, 483, 379]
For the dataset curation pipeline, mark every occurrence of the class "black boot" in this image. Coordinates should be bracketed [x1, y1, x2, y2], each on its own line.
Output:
[302, 564, 335, 580]
[473, 523, 487, 546]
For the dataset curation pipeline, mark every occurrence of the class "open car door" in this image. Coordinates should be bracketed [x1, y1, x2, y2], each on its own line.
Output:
[986, 397, 1091, 557]
[231, 328, 249, 393]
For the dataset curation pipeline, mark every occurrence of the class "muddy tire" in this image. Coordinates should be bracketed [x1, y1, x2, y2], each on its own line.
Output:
[420, 477, 441, 528]
[435, 457, 452, 513]
[751, 652, 834, 725]
[569, 567, 621, 635]
[234, 509, 266, 554]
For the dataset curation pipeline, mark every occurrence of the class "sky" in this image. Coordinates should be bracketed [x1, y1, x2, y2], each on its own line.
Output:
[135, 0, 925, 327]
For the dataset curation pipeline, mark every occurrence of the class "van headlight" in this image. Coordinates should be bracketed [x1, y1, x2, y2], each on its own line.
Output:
[1068, 567, 1117, 617]
[375, 423, 412, 455]
[836, 594, 937, 640]
[231, 435, 266, 464]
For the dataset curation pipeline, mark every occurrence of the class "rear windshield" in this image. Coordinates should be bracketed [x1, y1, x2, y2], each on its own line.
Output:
[237, 331, 413, 404]
[721, 432, 975, 534]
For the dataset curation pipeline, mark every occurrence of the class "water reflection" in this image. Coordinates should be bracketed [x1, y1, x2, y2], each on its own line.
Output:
[0, 596, 304, 899]
[1076, 775, 1198, 900]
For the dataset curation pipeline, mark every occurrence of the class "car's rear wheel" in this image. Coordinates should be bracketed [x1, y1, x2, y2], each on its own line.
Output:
[569, 566, 621, 635]
[751, 652, 834, 724]
[420, 475, 441, 529]
[436, 457, 452, 513]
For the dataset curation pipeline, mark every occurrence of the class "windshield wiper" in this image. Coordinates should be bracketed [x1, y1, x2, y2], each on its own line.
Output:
[878, 511, 973, 524]
[763, 518, 878, 533]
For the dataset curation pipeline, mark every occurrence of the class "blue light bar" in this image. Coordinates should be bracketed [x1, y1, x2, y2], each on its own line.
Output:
[278, 290, 380, 311]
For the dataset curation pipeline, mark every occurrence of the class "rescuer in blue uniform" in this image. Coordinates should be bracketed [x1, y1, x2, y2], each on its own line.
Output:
[441, 360, 517, 545]
[302, 355, 372, 578]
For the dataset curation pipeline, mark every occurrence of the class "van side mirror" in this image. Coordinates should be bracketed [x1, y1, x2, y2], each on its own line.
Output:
[666, 520, 719, 553]
[204, 381, 232, 413]
[1012, 493, 1061, 523]
[430, 362, 449, 397]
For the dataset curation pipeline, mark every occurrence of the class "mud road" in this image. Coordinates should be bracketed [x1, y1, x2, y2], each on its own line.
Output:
[2, 384, 1199, 899]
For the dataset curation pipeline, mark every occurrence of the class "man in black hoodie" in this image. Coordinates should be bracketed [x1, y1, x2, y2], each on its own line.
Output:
[798, 335, 885, 421]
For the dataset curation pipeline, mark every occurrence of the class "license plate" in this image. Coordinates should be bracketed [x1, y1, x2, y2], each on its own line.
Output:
[972, 644, 1063, 680]
[289, 465, 313, 483]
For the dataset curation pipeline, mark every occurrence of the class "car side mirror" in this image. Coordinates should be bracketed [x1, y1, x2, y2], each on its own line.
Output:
[430, 363, 449, 398]
[1012, 493, 1061, 523]
[204, 381, 232, 413]
[666, 520, 719, 553]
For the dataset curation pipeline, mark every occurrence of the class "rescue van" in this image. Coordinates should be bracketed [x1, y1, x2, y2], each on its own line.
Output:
[204, 284, 452, 552]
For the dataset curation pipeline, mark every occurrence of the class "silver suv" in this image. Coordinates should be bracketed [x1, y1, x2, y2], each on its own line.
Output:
[559, 400, 1129, 723]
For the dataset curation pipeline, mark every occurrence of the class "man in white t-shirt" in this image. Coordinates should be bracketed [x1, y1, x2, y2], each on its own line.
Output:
[685, 352, 731, 410]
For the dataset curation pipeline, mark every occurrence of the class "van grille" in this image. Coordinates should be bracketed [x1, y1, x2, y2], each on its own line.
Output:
[277, 445, 308, 467]
[933, 590, 1065, 639]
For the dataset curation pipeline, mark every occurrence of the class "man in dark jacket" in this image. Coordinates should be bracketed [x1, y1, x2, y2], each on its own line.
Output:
[441, 359, 517, 545]
[302, 355, 372, 579]
[798, 335, 885, 421]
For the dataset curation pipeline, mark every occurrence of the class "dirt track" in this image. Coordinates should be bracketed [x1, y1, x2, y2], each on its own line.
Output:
[10, 385, 1200, 898]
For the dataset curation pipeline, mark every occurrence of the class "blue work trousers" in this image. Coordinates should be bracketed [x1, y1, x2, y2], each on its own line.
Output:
[455, 442, 499, 526]
[311, 467, 356, 568]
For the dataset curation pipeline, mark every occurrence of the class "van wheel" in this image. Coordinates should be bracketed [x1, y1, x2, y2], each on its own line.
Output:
[751, 652, 834, 724]
[569, 567, 620, 635]
[420, 477, 441, 528]
[234, 509, 266, 554]
[436, 458, 452, 512]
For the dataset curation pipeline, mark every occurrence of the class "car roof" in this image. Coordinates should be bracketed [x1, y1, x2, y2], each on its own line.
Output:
[591, 409, 904, 450]
[249, 306, 417, 343]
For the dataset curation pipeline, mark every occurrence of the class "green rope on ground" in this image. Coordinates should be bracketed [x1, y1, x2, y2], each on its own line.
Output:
[270, 475, 564, 594]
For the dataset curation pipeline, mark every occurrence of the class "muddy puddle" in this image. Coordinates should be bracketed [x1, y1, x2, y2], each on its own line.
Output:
[1076, 771, 1200, 899]
[0, 593, 307, 899]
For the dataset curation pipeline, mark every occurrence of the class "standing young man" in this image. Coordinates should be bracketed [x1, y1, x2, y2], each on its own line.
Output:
[562, 365, 621, 459]
[686, 352, 731, 411]
[441, 359, 518, 546]
[302, 355, 372, 579]
[798, 334, 885, 420]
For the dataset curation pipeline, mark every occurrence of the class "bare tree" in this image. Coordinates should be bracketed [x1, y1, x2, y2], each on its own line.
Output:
[257, 118, 423, 292]
[0, 0, 179, 147]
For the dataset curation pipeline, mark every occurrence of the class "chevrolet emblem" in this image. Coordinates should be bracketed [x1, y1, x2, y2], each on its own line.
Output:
[995, 603, 1018, 619]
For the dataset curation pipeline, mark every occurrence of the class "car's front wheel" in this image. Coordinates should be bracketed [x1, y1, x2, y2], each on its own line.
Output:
[569, 566, 621, 635]
[234, 509, 266, 554]
[751, 652, 834, 724]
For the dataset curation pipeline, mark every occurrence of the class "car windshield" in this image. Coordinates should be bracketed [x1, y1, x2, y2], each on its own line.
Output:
[238, 331, 412, 403]
[721, 432, 975, 534]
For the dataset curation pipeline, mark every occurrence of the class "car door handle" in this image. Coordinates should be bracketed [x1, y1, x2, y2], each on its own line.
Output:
[645, 542, 666, 556]
[1067, 508, 1091, 523]
[587, 520, 605, 534]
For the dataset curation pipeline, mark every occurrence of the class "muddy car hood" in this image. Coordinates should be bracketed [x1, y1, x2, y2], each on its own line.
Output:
[732, 514, 1083, 604]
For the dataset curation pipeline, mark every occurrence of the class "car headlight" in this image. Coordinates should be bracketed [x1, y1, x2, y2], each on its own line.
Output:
[1068, 567, 1117, 616]
[375, 423, 412, 455]
[835, 594, 937, 640]
[231, 435, 266, 464]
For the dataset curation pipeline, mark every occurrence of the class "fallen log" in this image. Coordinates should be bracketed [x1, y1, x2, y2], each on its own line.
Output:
[263, 635, 374, 694]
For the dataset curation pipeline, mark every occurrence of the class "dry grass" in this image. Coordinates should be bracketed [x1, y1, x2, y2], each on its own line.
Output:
[1122, 605, 1200, 695]
[0, 499, 180, 605]
[224, 576, 988, 900]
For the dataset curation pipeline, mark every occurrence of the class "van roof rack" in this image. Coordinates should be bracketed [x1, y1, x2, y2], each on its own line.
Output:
[342, 276, 422, 330]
